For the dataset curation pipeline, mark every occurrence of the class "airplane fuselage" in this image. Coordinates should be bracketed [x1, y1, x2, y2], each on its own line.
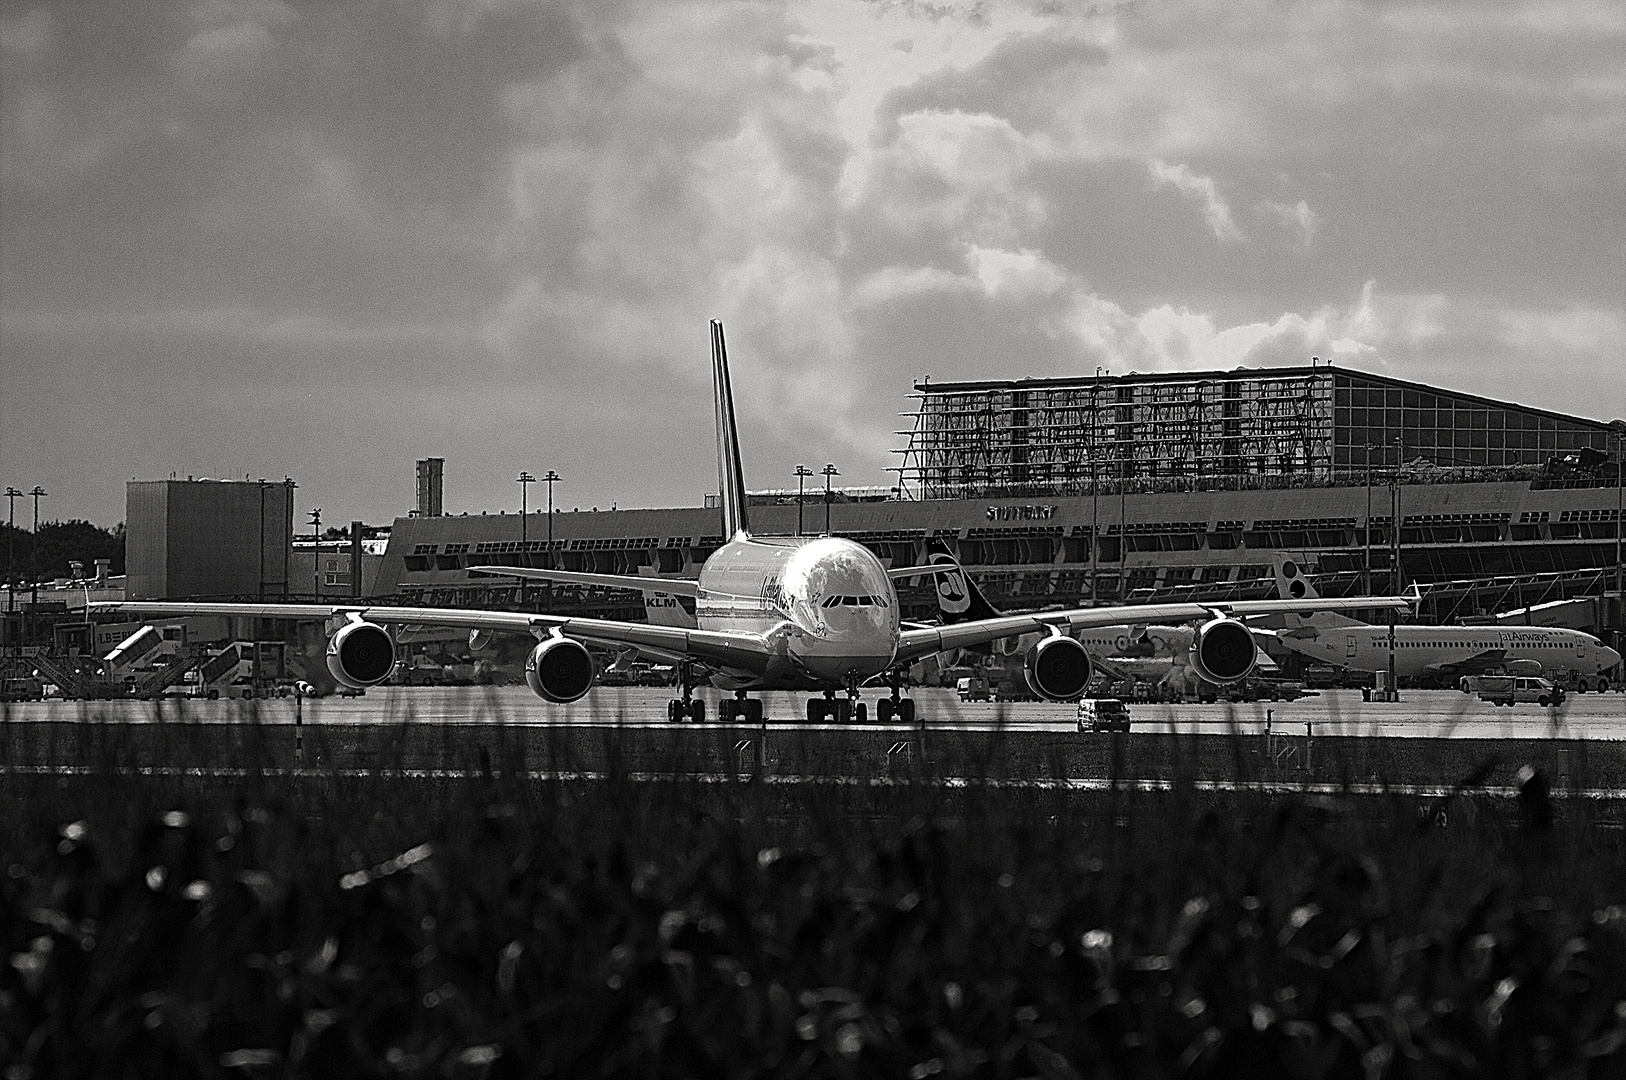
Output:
[1279, 623, 1619, 679]
[697, 534, 899, 690]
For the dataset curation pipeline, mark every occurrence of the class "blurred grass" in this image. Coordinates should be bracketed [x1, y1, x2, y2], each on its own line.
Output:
[3, 705, 1625, 1077]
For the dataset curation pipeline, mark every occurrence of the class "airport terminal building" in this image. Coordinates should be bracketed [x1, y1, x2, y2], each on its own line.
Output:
[371, 364, 1624, 643]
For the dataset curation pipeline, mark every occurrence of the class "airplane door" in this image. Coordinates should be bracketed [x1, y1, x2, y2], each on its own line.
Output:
[1346, 634, 1358, 660]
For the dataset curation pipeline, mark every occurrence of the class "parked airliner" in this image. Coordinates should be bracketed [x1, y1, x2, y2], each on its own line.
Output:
[90, 321, 1411, 723]
[1264, 558, 1620, 690]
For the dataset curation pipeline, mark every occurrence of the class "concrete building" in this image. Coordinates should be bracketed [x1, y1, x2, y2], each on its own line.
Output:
[289, 535, 388, 600]
[416, 458, 445, 518]
[126, 478, 294, 601]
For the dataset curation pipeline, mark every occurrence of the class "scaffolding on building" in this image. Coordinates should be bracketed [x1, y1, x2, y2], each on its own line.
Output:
[894, 369, 1335, 500]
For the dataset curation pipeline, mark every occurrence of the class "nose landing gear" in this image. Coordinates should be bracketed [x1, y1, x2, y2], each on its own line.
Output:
[806, 688, 868, 723]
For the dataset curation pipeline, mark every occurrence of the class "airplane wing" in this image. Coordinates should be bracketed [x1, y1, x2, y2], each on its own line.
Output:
[1423, 649, 1506, 678]
[86, 601, 769, 678]
[467, 566, 700, 596]
[893, 595, 1411, 665]
[887, 564, 956, 580]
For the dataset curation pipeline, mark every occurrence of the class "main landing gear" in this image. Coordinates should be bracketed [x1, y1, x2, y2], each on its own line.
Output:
[666, 662, 706, 723]
[875, 670, 916, 724]
[804, 673, 916, 724]
[719, 690, 764, 724]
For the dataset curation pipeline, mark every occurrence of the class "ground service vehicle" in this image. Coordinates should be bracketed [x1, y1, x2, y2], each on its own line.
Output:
[394, 655, 448, 686]
[1475, 676, 1565, 707]
[956, 676, 990, 702]
[1078, 698, 1131, 732]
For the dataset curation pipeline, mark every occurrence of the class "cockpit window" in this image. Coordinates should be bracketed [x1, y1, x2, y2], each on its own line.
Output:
[820, 594, 887, 608]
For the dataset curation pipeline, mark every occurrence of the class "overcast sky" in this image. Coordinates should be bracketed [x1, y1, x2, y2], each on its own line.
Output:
[3, 0, 1622, 528]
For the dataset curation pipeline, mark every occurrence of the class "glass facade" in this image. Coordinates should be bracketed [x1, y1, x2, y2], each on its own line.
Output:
[1331, 374, 1609, 471]
[897, 367, 1614, 499]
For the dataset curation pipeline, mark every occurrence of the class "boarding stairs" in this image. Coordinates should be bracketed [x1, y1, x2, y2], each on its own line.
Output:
[28, 653, 94, 699]
[134, 652, 201, 698]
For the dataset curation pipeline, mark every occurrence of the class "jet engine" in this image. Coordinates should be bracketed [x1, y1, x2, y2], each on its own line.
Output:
[326, 620, 396, 689]
[1188, 616, 1258, 685]
[525, 635, 595, 703]
[1023, 632, 1092, 701]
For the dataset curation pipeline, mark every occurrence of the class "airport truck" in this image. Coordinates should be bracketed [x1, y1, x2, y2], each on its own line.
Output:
[955, 675, 990, 702]
[1474, 675, 1565, 707]
[1077, 698, 1131, 732]
[392, 654, 449, 687]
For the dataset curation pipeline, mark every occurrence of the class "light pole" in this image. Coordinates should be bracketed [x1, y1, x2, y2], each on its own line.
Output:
[5, 488, 19, 645]
[516, 471, 536, 549]
[516, 471, 536, 606]
[795, 465, 813, 537]
[258, 479, 269, 603]
[1089, 386, 1100, 606]
[28, 487, 46, 647]
[308, 508, 321, 599]
[1612, 420, 1626, 668]
[821, 464, 839, 535]
[1385, 439, 1402, 701]
[1363, 444, 1375, 597]
[1119, 452, 1129, 604]
[543, 470, 560, 612]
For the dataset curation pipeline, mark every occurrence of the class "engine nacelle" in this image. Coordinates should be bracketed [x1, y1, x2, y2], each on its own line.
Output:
[1188, 617, 1258, 685]
[326, 620, 396, 689]
[1023, 633, 1092, 701]
[525, 636, 595, 703]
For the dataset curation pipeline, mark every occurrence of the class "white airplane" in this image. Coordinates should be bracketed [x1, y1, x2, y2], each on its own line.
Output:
[90, 320, 1413, 724]
[1264, 557, 1621, 690]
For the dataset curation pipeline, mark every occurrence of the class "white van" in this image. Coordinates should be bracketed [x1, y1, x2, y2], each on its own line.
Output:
[1077, 698, 1131, 732]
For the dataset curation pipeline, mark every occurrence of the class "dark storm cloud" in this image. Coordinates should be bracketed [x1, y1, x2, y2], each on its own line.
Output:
[2, 0, 1621, 527]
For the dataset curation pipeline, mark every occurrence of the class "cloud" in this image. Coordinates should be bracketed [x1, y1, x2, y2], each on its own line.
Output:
[1260, 198, 1317, 251]
[3, 0, 1622, 525]
[1147, 159, 1245, 242]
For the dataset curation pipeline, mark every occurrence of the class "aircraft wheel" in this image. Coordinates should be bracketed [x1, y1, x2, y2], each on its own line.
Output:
[688, 700, 706, 723]
[831, 700, 852, 724]
[667, 700, 683, 723]
[806, 699, 823, 723]
[876, 699, 894, 723]
[745, 699, 763, 724]
[854, 702, 867, 723]
[899, 699, 916, 724]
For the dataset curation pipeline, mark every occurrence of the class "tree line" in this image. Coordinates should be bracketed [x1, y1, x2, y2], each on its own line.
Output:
[0, 520, 126, 584]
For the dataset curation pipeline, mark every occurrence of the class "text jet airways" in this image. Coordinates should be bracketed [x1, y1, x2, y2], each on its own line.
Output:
[92, 321, 1413, 723]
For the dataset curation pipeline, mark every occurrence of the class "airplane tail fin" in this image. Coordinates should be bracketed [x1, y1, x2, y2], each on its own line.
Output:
[1273, 552, 1361, 628]
[711, 320, 750, 540]
[926, 538, 1002, 624]
[638, 569, 699, 628]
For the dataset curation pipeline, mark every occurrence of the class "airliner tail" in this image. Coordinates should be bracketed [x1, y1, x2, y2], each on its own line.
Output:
[926, 539, 1003, 624]
[711, 319, 750, 539]
[1274, 553, 1362, 628]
